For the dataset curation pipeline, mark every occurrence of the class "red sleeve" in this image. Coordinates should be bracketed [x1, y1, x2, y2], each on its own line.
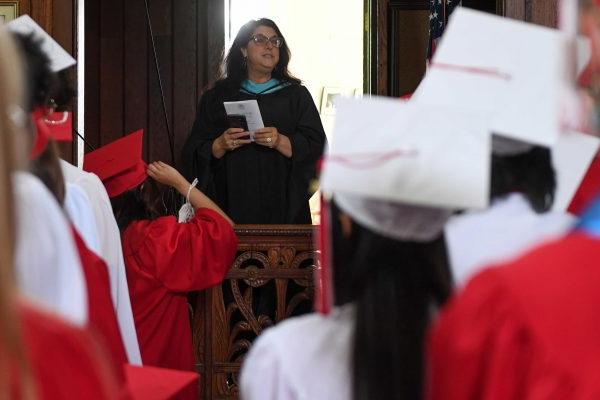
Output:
[20, 303, 124, 399]
[568, 155, 600, 215]
[126, 208, 238, 292]
[72, 227, 128, 370]
[427, 269, 576, 400]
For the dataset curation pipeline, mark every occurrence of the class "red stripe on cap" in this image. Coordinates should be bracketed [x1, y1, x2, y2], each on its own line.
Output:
[431, 62, 513, 81]
[326, 149, 419, 169]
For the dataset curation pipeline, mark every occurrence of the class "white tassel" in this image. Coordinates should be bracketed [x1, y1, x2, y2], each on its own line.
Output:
[178, 178, 199, 223]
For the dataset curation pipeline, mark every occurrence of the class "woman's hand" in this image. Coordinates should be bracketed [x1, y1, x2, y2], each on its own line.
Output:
[147, 161, 188, 191]
[212, 128, 252, 159]
[254, 127, 292, 158]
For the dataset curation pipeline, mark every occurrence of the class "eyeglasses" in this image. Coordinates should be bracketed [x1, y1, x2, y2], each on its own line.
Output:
[249, 34, 284, 48]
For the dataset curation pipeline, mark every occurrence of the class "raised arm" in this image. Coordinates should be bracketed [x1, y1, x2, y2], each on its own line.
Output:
[147, 161, 233, 226]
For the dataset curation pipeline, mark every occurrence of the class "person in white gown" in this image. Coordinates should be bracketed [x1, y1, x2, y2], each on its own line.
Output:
[239, 98, 488, 400]
[445, 136, 576, 287]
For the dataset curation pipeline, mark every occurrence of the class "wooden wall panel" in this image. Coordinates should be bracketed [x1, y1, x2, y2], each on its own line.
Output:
[85, 0, 224, 169]
[173, 0, 198, 162]
[147, 0, 173, 164]
[123, 0, 149, 159]
[84, 0, 100, 148]
[99, 0, 124, 146]
[389, 9, 429, 97]
[530, 0, 558, 27]
[502, 0, 558, 27]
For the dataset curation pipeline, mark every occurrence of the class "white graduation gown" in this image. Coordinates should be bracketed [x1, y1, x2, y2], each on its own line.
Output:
[60, 160, 142, 365]
[445, 192, 576, 288]
[64, 182, 101, 254]
[240, 305, 354, 400]
[13, 172, 88, 326]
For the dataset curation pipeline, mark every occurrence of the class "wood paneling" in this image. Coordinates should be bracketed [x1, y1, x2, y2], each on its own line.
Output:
[501, 0, 558, 27]
[193, 225, 316, 400]
[388, 9, 429, 97]
[85, 0, 224, 168]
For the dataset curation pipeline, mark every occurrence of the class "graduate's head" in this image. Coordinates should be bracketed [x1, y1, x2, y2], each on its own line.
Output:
[224, 18, 300, 86]
[318, 98, 489, 400]
[110, 177, 167, 231]
[491, 136, 556, 212]
[82, 130, 167, 230]
[0, 27, 36, 400]
[11, 32, 57, 113]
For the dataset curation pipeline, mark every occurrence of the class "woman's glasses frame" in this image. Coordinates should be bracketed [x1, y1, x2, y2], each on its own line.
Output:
[249, 34, 284, 48]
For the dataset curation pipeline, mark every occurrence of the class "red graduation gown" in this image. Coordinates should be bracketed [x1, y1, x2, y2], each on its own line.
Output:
[122, 208, 237, 372]
[72, 227, 128, 378]
[569, 155, 600, 215]
[16, 302, 122, 399]
[427, 232, 600, 400]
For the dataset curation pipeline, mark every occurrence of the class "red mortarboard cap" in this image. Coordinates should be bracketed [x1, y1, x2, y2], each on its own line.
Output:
[44, 111, 73, 142]
[30, 109, 73, 159]
[30, 108, 50, 159]
[83, 130, 147, 198]
[124, 364, 198, 400]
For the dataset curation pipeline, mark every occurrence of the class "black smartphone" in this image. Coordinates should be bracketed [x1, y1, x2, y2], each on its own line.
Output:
[227, 114, 249, 131]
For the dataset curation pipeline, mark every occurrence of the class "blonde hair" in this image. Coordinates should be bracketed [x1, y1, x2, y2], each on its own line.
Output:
[0, 27, 36, 399]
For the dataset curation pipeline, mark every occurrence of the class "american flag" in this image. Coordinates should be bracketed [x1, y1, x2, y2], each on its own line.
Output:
[428, 0, 461, 59]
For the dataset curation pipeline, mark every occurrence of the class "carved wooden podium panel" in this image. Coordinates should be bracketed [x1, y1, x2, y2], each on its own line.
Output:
[192, 225, 316, 400]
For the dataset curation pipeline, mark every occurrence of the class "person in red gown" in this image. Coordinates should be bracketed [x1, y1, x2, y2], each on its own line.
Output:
[84, 131, 238, 381]
[427, 207, 600, 399]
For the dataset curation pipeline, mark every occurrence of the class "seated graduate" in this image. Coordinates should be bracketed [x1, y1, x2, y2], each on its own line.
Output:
[445, 135, 577, 287]
[0, 26, 122, 399]
[9, 22, 132, 381]
[428, 3, 600, 398]
[428, 177, 600, 400]
[9, 16, 143, 365]
[239, 97, 489, 400]
[84, 130, 238, 378]
[5, 28, 88, 327]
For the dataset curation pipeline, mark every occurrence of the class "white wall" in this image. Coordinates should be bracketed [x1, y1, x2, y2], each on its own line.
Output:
[227, 1, 364, 222]
[227, 0, 364, 136]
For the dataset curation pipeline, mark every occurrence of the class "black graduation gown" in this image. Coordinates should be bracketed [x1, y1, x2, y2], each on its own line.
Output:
[182, 82, 326, 224]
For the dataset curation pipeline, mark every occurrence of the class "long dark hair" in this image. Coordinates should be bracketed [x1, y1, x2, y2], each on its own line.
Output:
[12, 32, 58, 112]
[30, 140, 66, 206]
[219, 18, 300, 89]
[330, 201, 452, 400]
[110, 178, 168, 231]
[491, 146, 556, 212]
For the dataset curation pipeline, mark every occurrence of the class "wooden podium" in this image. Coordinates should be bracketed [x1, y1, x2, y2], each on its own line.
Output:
[192, 225, 316, 399]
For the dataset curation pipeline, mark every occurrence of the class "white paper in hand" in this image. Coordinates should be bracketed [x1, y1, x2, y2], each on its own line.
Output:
[321, 97, 491, 210]
[224, 100, 265, 141]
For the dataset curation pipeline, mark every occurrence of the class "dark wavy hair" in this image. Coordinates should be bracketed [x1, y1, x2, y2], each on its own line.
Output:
[11, 32, 58, 112]
[30, 140, 66, 206]
[219, 18, 300, 89]
[330, 200, 452, 400]
[110, 178, 169, 231]
[491, 146, 556, 213]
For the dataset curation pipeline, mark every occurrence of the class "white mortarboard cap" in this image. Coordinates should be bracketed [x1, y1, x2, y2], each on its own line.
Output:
[7, 15, 76, 72]
[551, 131, 600, 211]
[321, 97, 491, 241]
[414, 8, 582, 147]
